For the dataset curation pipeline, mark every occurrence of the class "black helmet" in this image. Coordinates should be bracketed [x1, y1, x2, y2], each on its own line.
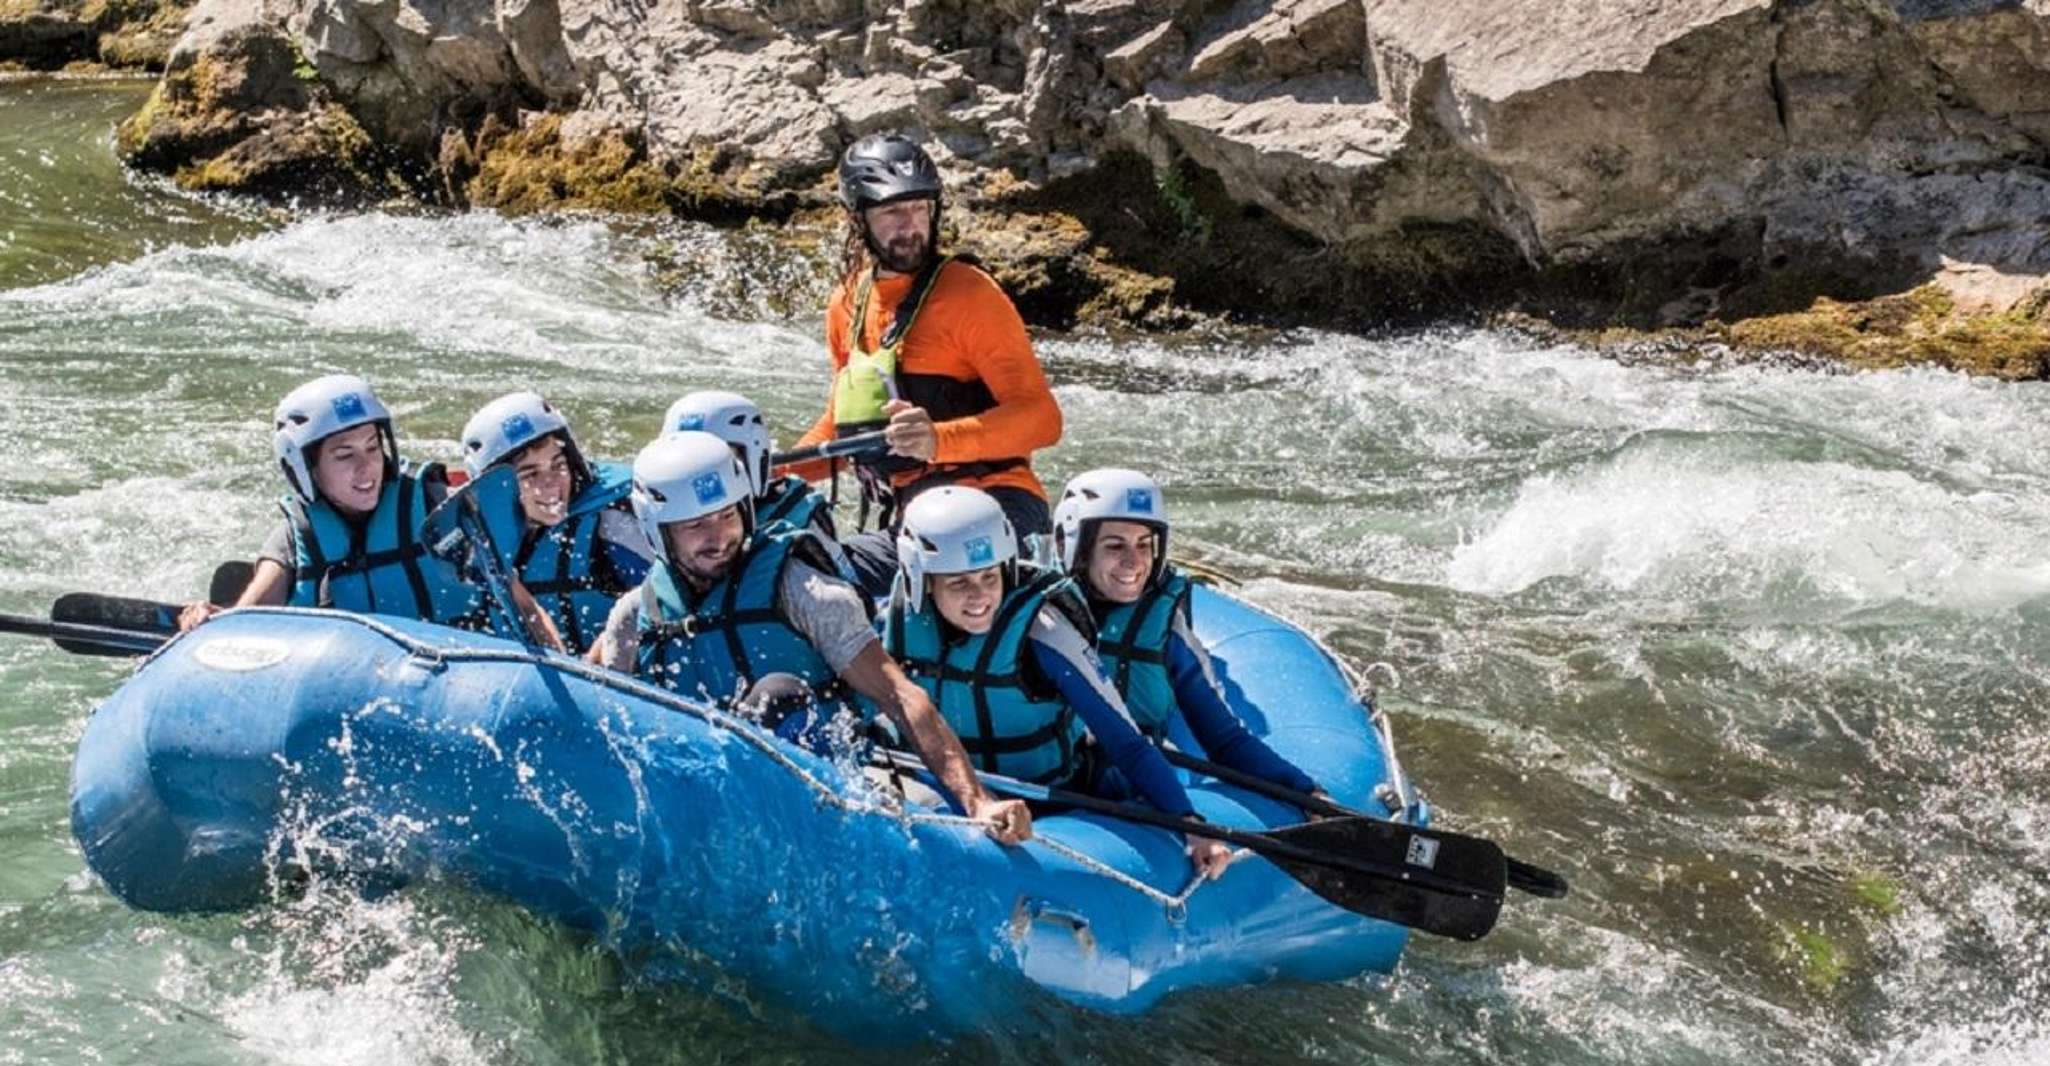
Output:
[838, 133, 942, 211]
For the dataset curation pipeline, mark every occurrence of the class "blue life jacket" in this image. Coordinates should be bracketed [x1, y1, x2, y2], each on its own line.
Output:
[1092, 568, 1193, 739]
[476, 460, 638, 652]
[634, 525, 843, 707]
[884, 566, 1093, 785]
[757, 474, 835, 540]
[282, 461, 482, 625]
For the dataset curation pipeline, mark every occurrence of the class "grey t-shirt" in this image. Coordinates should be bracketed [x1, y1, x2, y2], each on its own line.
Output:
[589, 559, 878, 679]
[257, 519, 297, 585]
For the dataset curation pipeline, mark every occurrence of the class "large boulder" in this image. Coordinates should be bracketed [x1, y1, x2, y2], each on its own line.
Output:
[116, 0, 389, 198]
[107, 0, 2050, 358]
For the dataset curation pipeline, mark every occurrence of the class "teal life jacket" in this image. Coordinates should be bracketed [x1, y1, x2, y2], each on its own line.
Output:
[634, 525, 843, 707]
[756, 474, 834, 539]
[1093, 568, 1193, 739]
[477, 460, 636, 651]
[282, 461, 483, 625]
[884, 566, 1093, 785]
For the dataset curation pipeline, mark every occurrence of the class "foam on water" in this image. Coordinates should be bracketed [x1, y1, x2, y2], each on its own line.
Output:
[1446, 443, 2050, 612]
[5, 121, 2050, 1063]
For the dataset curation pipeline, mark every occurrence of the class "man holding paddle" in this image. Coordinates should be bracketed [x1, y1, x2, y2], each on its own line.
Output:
[584, 431, 1036, 847]
[779, 133, 1063, 595]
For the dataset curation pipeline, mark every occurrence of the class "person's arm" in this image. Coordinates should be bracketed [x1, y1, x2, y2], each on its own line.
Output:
[506, 576, 567, 652]
[1026, 615, 1232, 878]
[1167, 615, 1320, 795]
[582, 591, 642, 671]
[874, 270, 1063, 466]
[178, 527, 294, 631]
[835, 642, 1031, 845]
[1025, 624, 1193, 817]
[928, 271, 1061, 464]
[775, 559, 1029, 844]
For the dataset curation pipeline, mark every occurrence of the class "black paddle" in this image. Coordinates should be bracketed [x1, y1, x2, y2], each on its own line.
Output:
[1154, 747, 1570, 900]
[873, 749, 1506, 940]
[0, 611, 169, 657]
[23, 559, 269, 658]
[419, 465, 535, 646]
[7, 562, 299, 658]
[209, 561, 255, 607]
[769, 430, 890, 467]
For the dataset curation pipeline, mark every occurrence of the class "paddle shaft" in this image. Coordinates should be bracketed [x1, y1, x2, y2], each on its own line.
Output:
[1156, 746, 1569, 899]
[0, 612, 168, 654]
[874, 748, 1499, 904]
[770, 430, 890, 467]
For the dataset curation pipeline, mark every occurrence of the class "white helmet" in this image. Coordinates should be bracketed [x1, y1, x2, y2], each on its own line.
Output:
[1053, 467, 1170, 583]
[272, 373, 396, 505]
[460, 391, 590, 481]
[630, 430, 753, 566]
[895, 487, 1018, 613]
[664, 390, 772, 497]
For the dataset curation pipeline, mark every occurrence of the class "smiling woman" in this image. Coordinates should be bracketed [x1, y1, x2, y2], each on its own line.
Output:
[458, 390, 652, 653]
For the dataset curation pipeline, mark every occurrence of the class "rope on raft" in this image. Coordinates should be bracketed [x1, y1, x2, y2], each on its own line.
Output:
[148, 607, 1220, 916]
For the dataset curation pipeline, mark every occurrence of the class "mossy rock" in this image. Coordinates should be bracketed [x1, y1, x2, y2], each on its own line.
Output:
[1723, 284, 2050, 380]
[464, 114, 674, 216]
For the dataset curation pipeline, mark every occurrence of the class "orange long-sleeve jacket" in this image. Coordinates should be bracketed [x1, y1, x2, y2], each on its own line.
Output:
[785, 259, 1062, 500]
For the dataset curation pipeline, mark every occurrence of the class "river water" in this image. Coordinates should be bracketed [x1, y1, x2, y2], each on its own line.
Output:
[1, 77, 2045, 1065]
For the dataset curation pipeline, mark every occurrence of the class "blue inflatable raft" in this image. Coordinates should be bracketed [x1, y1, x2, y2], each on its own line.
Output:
[69, 585, 1425, 1039]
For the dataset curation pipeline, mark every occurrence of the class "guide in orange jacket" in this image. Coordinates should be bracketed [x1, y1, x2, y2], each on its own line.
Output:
[782, 133, 1063, 595]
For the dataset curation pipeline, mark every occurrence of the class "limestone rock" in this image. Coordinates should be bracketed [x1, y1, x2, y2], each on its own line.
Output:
[1102, 20, 1184, 91]
[1187, 0, 1365, 83]
[0, 0, 102, 67]
[117, 0, 388, 198]
[102, 0, 2050, 348]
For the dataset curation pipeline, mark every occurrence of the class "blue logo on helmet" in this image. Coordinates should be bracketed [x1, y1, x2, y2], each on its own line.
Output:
[691, 471, 727, 505]
[331, 393, 367, 422]
[964, 535, 995, 567]
[500, 412, 535, 444]
[676, 414, 705, 431]
[1126, 488, 1154, 514]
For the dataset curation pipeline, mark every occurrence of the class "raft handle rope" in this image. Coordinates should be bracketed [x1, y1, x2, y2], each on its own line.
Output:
[152, 607, 1217, 919]
[1295, 625, 1423, 826]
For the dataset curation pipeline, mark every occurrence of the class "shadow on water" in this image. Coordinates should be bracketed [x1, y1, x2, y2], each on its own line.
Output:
[0, 77, 272, 292]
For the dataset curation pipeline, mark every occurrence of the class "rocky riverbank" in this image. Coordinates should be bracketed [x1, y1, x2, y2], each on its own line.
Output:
[17, 0, 2050, 376]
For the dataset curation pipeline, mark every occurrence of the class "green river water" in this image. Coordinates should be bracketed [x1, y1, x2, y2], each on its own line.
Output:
[1, 77, 2046, 1065]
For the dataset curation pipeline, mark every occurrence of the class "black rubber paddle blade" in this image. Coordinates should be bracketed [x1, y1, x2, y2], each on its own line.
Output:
[51, 592, 177, 634]
[208, 561, 256, 607]
[44, 594, 177, 657]
[1264, 818, 1508, 941]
